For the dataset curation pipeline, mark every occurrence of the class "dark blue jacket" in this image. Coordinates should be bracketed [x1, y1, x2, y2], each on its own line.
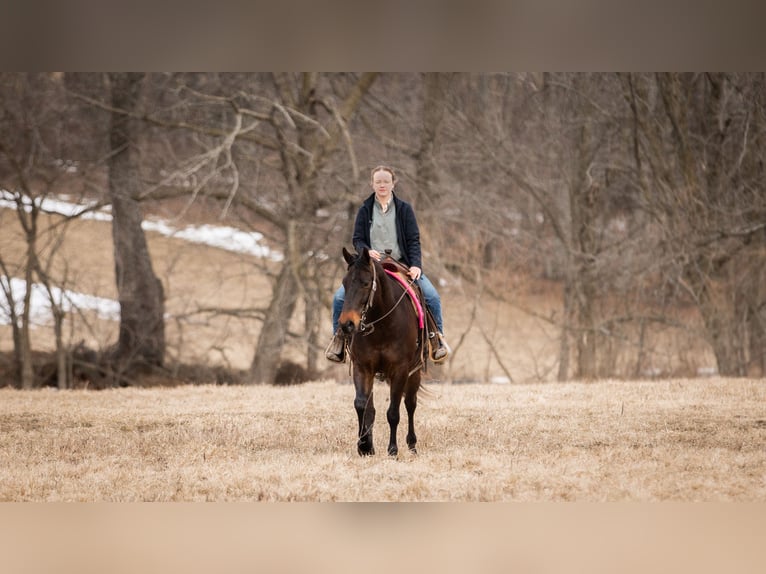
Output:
[352, 193, 422, 269]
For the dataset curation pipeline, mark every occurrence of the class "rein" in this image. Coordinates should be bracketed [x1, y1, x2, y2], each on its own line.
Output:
[358, 260, 411, 335]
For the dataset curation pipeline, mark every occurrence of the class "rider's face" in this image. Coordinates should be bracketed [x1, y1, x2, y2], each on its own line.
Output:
[371, 170, 394, 204]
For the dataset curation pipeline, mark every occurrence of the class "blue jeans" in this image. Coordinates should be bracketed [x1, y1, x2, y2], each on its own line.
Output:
[332, 274, 444, 334]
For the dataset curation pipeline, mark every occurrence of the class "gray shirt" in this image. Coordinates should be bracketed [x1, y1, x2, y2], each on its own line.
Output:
[370, 199, 401, 261]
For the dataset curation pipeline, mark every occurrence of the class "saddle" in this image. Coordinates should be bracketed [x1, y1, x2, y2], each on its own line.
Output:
[380, 255, 440, 371]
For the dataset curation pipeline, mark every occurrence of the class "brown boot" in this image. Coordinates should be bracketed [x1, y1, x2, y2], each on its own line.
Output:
[324, 331, 346, 363]
[430, 332, 451, 363]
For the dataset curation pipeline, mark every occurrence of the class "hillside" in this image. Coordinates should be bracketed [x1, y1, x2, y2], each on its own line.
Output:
[0, 195, 716, 386]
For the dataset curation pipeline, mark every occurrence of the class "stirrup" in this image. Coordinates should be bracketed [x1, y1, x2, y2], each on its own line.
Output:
[324, 332, 346, 363]
[430, 332, 451, 363]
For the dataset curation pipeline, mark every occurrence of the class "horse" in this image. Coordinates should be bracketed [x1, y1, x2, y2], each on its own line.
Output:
[338, 246, 426, 456]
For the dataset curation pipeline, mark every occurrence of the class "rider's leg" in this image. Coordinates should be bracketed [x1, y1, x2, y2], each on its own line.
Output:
[418, 275, 443, 332]
[418, 274, 450, 362]
[325, 285, 347, 363]
[332, 284, 345, 334]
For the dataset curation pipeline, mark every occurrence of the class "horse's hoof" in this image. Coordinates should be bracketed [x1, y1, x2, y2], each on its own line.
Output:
[357, 444, 375, 456]
[408, 446, 417, 455]
[387, 446, 398, 457]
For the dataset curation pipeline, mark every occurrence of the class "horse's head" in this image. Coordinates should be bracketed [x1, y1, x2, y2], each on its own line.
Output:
[338, 247, 377, 335]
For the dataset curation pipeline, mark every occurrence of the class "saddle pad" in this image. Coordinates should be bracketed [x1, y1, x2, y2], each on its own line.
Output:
[384, 269, 425, 328]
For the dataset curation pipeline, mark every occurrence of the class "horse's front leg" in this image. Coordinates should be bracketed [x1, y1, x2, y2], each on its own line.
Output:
[354, 371, 375, 456]
[387, 384, 404, 457]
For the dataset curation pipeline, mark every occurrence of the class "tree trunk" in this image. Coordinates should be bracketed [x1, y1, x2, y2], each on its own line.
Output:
[0, 266, 23, 388]
[107, 72, 165, 380]
[557, 281, 573, 381]
[53, 306, 67, 389]
[570, 124, 601, 380]
[415, 73, 452, 205]
[746, 248, 766, 376]
[20, 239, 35, 389]
[304, 281, 321, 377]
[250, 264, 299, 383]
[575, 281, 598, 379]
[747, 304, 766, 377]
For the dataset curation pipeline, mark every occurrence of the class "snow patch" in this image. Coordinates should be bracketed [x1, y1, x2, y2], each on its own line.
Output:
[0, 190, 282, 260]
[0, 190, 284, 326]
[0, 277, 120, 327]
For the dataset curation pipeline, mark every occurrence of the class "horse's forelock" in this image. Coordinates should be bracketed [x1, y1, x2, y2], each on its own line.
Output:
[344, 249, 376, 275]
[357, 253, 378, 275]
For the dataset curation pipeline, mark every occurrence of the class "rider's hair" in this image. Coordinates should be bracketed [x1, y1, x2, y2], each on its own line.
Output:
[370, 165, 397, 183]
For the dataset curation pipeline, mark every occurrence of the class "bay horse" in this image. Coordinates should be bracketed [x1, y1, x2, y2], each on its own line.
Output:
[338, 246, 425, 456]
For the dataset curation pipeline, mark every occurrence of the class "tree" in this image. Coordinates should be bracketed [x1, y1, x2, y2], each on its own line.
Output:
[624, 73, 766, 376]
[106, 73, 166, 381]
[447, 73, 636, 379]
[0, 73, 87, 388]
[247, 73, 379, 383]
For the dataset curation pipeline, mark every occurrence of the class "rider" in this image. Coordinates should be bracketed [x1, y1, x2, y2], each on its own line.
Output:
[325, 165, 450, 364]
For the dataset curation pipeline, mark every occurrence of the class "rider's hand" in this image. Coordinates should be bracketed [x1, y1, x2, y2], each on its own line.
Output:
[409, 266, 422, 281]
[369, 249, 382, 261]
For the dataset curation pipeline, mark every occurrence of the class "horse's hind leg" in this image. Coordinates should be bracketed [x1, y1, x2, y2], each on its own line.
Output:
[404, 376, 420, 454]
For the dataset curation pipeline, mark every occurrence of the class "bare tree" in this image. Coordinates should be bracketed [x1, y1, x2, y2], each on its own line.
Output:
[0, 74, 79, 387]
[106, 73, 166, 381]
[0, 73, 112, 387]
[624, 73, 766, 376]
[246, 73, 378, 383]
[62, 73, 380, 383]
[0, 192, 39, 388]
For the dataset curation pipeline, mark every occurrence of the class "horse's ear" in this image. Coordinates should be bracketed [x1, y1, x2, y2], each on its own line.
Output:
[360, 247, 370, 263]
[342, 247, 355, 265]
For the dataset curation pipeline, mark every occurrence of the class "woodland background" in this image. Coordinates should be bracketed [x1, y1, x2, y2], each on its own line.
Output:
[1, 72, 765, 388]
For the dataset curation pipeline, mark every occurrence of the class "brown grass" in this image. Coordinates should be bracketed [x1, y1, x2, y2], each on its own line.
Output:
[1, 377, 764, 501]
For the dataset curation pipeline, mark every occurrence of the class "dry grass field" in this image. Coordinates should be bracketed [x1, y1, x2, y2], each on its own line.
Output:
[2, 377, 765, 501]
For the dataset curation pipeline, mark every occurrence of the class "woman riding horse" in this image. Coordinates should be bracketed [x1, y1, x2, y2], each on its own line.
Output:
[325, 165, 450, 364]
